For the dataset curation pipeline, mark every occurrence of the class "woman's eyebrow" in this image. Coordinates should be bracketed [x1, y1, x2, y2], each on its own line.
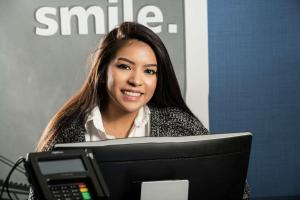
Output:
[144, 64, 157, 67]
[118, 57, 135, 64]
[117, 57, 157, 67]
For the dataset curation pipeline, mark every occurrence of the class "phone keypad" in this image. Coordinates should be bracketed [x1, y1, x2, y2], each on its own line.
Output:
[49, 183, 92, 200]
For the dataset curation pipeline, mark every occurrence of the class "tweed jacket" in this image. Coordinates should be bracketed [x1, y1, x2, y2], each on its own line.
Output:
[41, 106, 209, 151]
[29, 106, 249, 199]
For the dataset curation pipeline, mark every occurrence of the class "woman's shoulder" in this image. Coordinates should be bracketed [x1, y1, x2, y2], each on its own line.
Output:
[149, 106, 209, 137]
[41, 115, 86, 151]
[58, 115, 86, 143]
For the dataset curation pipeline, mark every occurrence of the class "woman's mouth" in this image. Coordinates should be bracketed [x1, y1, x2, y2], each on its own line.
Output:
[121, 90, 143, 97]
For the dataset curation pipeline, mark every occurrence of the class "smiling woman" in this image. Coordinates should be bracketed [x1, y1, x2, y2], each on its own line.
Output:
[35, 21, 209, 153]
[30, 21, 250, 200]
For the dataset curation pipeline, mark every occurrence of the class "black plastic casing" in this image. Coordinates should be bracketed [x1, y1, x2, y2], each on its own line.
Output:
[24, 149, 109, 200]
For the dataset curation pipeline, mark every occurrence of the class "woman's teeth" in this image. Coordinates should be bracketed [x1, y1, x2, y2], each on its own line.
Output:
[123, 91, 142, 97]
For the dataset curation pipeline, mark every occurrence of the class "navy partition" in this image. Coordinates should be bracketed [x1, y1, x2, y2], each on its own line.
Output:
[208, 0, 300, 198]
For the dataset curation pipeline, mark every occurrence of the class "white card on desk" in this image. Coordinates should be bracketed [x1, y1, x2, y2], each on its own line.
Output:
[140, 179, 189, 200]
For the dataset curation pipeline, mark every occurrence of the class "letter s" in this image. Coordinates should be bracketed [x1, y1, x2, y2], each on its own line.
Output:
[35, 7, 58, 36]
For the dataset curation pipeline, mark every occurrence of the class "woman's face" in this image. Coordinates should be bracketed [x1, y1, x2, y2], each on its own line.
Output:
[105, 40, 157, 114]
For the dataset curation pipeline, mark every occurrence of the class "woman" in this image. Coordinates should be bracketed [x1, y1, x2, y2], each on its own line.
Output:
[36, 21, 209, 152]
[31, 22, 250, 200]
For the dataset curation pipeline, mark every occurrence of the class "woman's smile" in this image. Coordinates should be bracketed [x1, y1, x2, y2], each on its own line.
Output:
[121, 89, 144, 97]
[121, 89, 144, 101]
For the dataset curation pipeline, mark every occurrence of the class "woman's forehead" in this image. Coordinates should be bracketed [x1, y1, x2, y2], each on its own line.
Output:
[113, 40, 157, 64]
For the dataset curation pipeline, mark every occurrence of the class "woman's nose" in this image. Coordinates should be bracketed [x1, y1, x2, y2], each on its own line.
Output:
[128, 71, 143, 86]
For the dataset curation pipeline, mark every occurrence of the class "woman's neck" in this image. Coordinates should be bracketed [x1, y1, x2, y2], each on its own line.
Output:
[101, 106, 139, 138]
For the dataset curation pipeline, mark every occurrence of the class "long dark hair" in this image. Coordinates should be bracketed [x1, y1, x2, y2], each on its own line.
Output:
[37, 22, 194, 151]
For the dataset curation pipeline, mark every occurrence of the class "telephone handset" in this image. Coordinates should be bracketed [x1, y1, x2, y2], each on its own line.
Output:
[24, 149, 109, 200]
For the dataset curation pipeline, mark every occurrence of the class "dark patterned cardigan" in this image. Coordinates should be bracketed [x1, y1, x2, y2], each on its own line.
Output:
[29, 106, 250, 199]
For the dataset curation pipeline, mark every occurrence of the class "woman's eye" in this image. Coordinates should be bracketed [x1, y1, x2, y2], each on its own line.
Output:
[144, 69, 157, 75]
[117, 64, 130, 70]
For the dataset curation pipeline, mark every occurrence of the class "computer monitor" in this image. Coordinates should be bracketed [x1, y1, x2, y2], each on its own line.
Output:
[55, 132, 252, 200]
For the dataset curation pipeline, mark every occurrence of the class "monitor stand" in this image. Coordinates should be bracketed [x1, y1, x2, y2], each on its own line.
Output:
[140, 180, 189, 200]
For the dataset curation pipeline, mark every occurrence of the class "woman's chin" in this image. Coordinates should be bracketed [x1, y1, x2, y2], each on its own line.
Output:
[119, 103, 143, 114]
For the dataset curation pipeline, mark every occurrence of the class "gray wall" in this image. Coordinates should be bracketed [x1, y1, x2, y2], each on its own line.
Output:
[0, 0, 186, 184]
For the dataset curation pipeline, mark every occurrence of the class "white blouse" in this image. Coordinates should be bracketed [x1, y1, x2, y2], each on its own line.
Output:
[84, 105, 151, 141]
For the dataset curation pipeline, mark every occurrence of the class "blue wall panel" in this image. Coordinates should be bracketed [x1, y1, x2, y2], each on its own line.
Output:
[208, 0, 300, 197]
